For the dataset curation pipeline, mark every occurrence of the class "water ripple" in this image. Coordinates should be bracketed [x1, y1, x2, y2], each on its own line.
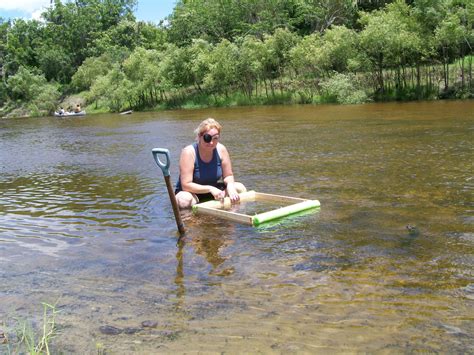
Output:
[0, 171, 167, 251]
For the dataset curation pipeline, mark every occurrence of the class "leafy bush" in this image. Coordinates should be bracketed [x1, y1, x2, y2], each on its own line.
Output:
[71, 55, 113, 92]
[5, 66, 60, 116]
[320, 73, 369, 104]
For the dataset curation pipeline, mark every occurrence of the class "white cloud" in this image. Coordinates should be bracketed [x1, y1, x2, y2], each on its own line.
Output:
[31, 8, 44, 20]
[0, 0, 50, 13]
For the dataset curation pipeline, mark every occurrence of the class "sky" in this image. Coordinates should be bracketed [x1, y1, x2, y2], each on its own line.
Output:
[0, 0, 177, 23]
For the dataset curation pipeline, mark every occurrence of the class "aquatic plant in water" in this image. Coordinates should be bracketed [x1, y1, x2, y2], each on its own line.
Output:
[3, 302, 59, 355]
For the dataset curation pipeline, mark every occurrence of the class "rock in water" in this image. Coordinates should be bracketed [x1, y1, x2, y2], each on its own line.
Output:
[0, 330, 7, 344]
[406, 224, 420, 236]
[99, 325, 122, 335]
[141, 320, 158, 328]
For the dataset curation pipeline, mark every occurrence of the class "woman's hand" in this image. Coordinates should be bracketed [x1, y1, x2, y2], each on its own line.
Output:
[226, 183, 240, 203]
[210, 186, 225, 201]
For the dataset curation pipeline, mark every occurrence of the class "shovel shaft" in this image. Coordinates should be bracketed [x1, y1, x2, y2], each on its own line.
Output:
[164, 175, 185, 235]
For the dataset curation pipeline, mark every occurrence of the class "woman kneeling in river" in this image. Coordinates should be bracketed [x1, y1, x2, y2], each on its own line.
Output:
[175, 118, 246, 209]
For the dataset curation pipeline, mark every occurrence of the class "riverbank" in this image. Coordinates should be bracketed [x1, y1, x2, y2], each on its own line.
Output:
[2, 82, 472, 120]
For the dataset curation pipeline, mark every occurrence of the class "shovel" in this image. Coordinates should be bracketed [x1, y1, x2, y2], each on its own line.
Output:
[152, 148, 185, 235]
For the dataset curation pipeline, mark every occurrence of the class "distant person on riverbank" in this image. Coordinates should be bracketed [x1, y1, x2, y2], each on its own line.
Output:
[175, 118, 246, 209]
[74, 104, 81, 113]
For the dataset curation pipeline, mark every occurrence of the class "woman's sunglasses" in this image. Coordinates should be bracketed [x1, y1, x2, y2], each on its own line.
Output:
[202, 133, 219, 143]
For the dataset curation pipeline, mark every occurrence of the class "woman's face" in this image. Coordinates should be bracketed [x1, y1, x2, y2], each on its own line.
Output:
[199, 127, 220, 148]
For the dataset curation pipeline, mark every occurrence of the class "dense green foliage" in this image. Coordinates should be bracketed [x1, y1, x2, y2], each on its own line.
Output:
[0, 0, 472, 117]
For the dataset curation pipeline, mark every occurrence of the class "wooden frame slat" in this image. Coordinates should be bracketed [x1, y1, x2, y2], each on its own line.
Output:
[254, 192, 307, 203]
[194, 205, 254, 225]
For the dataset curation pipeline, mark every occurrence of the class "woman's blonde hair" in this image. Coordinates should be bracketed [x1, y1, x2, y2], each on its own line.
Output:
[194, 118, 222, 136]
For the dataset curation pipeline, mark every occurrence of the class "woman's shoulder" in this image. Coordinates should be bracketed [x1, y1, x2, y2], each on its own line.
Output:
[216, 143, 229, 158]
[181, 144, 196, 157]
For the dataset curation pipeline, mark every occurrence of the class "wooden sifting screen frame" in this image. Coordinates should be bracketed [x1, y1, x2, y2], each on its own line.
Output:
[192, 190, 320, 226]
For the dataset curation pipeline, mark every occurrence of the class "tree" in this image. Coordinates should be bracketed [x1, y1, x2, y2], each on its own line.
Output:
[6, 66, 60, 115]
[435, 13, 467, 90]
[0, 19, 10, 104]
[188, 39, 212, 91]
[235, 36, 265, 97]
[3, 19, 43, 77]
[292, 0, 357, 34]
[167, 0, 301, 44]
[136, 21, 168, 50]
[7, 66, 45, 101]
[88, 64, 130, 111]
[320, 72, 368, 104]
[123, 47, 163, 107]
[204, 39, 239, 98]
[356, 0, 394, 12]
[37, 44, 74, 83]
[261, 28, 299, 95]
[290, 25, 359, 79]
[290, 32, 322, 77]
[41, 0, 137, 76]
[71, 54, 115, 92]
[93, 18, 167, 54]
[321, 26, 360, 73]
[235, 0, 299, 38]
[358, 1, 424, 94]
[93, 20, 140, 54]
[167, 0, 238, 45]
[159, 44, 193, 92]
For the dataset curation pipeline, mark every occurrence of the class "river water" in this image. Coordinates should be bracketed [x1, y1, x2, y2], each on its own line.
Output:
[1, 101, 473, 353]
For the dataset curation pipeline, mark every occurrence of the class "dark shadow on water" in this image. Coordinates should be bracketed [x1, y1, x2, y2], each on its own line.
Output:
[293, 252, 354, 272]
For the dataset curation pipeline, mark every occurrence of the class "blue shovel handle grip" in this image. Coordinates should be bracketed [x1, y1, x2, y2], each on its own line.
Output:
[152, 148, 171, 177]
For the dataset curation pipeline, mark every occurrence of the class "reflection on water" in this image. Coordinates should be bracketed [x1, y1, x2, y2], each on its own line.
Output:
[219, 199, 293, 216]
[0, 101, 473, 353]
[1, 172, 156, 250]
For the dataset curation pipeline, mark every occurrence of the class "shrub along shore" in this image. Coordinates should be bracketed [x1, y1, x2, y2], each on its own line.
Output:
[0, 0, 472, 118]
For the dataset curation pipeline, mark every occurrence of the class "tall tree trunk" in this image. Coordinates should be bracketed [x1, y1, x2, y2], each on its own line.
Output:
[416, 64, 421, 97]
[402, 66, 407, 89]
[377, 57, 384, 94]
[469, 56, 473, 90]
[396, 67, 401, 91]
[443, 47, 449, 91]
[446, 59, 449, 90]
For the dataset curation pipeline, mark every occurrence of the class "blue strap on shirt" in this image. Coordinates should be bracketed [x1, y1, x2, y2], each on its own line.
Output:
[175, 143, 223, 193]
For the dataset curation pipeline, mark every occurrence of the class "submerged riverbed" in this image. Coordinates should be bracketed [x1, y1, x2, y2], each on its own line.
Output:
[1, 101, 473, 352]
